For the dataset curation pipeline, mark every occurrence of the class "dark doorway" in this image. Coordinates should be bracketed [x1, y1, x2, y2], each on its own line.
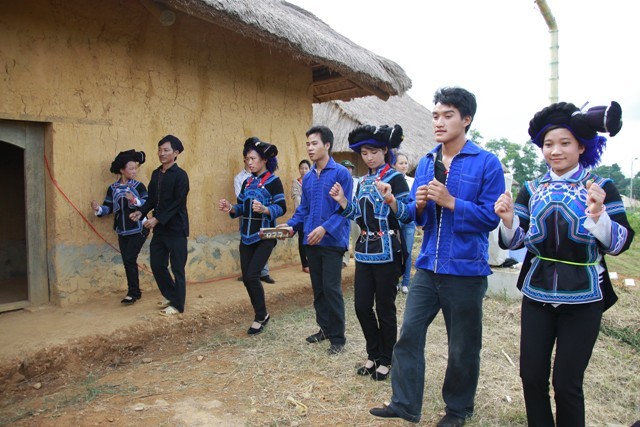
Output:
[0, 141, 28, 304]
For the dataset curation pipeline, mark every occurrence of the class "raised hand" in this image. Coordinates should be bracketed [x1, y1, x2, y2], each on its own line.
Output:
[494, 191, 514, 228]
[329, 182, 348, 208]
[218, 198, 232, 213]
[585, 179, 606, 222]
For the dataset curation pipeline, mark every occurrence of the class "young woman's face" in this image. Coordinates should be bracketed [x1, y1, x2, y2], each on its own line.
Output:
[245, 149, 267, 174]
[120, 161, 138, 180]
[299, 162, 310, 177]
[360, 146, 386, 170]
[542, 127, 585, 176]
[395, 155, 409, 174]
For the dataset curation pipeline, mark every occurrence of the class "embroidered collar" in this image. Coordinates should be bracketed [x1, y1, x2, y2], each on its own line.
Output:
[247, 171, 272, 188]
[540, 165, 587, 183]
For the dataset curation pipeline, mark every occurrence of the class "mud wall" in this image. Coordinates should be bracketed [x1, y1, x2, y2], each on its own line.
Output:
[0, 0, 309, 304]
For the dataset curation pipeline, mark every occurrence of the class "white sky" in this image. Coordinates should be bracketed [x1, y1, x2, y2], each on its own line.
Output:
[288, 0, 640, 177]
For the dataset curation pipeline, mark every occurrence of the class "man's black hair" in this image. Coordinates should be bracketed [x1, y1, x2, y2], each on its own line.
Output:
[433, 87, 477, 133]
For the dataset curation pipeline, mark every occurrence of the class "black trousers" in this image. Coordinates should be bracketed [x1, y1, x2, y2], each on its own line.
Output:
[117, 231, 148, 298]
[354, 257, 401, 366]
[149, 234, 188, 312]
[297, 232, 308, 268]
[306, 245, 346, 346]
[520, 297, 603, 427]
[239, 239, 275, 321]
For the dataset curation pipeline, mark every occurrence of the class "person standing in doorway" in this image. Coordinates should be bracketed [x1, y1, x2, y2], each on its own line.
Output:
[370, 87, 504, 426]
[92, 149, 148, 305]
[278, 126, 352, 355]
[130, 135, 189, 316]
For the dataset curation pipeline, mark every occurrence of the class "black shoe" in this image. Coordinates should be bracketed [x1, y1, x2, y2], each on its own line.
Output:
[327, 344, 344, 355]
[369, 406, 400, 419]
[260, 275, 275, 284]
[120, 295, 137, 305]
[356, 361, 377, 376]
[500, 257, 519, 268]
[372, 365, 390, 381]
[305, 330, 327, 343]
[247, 314, 270, 335]
[437, 413, 466, 427]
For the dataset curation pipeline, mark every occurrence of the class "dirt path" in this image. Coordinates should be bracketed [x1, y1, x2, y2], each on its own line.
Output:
[1, 264, 359, 426]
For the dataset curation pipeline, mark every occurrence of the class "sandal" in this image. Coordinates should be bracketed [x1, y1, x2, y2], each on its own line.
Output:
[157, 299, 171, 308]
[247, 313, 270, 335]
[121, 296, 136, 305]
[357, 360, 378, 376]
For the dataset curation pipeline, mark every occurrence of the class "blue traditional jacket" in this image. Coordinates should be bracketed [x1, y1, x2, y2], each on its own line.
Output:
[230, 171, 286, 245]
[341, 165, 411, 263]
[501, 167, 634, 308]
[97, 179, 148, 236]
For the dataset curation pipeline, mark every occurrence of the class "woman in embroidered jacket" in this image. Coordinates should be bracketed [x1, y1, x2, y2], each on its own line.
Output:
[218, 138, 286, 335]
[330, 124, 411, 381]
[91, 150, 148, 305]
[494, 102, 634, 427]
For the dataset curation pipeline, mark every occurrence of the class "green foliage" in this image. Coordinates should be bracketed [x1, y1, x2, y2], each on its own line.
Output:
[483, 138, 547, 188]
[592, 163, 630, 196]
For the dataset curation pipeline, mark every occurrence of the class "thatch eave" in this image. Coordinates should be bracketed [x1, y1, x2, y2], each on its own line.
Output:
[164, 0, 412, 102]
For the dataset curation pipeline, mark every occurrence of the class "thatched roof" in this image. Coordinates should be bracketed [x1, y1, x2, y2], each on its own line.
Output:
[313, 94, 436, 170]
[164, 0, 412, 102]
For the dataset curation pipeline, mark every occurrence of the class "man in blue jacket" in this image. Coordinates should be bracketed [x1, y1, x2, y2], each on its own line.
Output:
[279, 125, 353, 355]
[370, 87, 504, 426]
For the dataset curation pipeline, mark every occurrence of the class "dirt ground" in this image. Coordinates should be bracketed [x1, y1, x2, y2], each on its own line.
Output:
[1, 257, 638, 427]
[0, 262, 357, 426]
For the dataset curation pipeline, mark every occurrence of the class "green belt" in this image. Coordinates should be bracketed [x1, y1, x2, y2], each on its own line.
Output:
[536, 255, 599, 266]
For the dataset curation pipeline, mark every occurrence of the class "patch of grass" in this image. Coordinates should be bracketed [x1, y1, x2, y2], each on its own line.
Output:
[600, 321, 640, 351]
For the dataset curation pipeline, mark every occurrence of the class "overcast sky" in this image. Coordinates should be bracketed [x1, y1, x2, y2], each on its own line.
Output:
[288, 0, 640, 177]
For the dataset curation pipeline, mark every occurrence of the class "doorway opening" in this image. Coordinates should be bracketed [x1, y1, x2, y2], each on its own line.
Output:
[0, 141, 28, 304]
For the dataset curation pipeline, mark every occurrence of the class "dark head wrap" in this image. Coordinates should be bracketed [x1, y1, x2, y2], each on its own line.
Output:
[528, 101, 622, 168]
[243, 137, 279, 172]
[348, 124, 404, 166]
[158, 134, 184, 153]
[110, 149, 146, 174]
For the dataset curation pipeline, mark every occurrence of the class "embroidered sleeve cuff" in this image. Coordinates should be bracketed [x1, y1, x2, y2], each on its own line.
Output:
[584, 211, 612, 248]
[499, 215, 519, 245]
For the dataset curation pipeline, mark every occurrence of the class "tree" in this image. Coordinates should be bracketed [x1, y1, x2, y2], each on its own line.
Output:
[483, 138, 546, 188]
[592, 163, 629, 196]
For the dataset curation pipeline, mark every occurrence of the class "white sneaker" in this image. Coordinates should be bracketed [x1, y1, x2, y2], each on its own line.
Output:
[157, 299, 171, 308]
[402, 286, 409, 294]
[159, 306, 180, 316]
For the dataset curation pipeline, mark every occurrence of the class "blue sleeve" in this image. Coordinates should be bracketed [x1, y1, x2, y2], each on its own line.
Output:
[321, 167, 352, 237]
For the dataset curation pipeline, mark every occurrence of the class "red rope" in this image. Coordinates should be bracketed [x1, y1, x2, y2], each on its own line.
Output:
[43, 154, 295, 284]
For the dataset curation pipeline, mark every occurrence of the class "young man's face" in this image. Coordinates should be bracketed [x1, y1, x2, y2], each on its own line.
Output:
[306, 132, 330, 163]
[158, 141, 178, 165]
[432, 103, 471, 144]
